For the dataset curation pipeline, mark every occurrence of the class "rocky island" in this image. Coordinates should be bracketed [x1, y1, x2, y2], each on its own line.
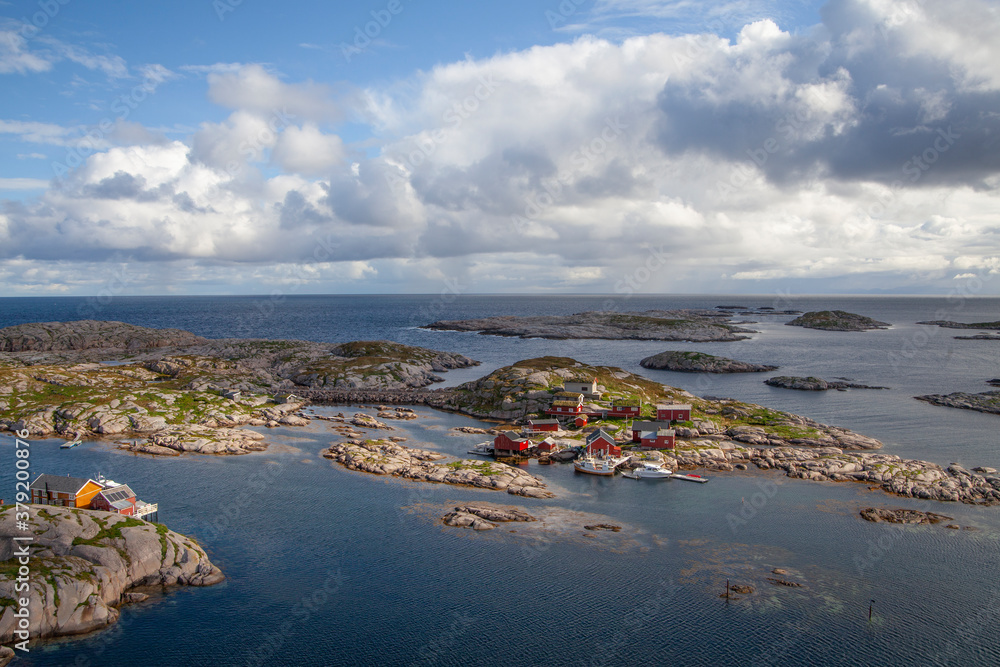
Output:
[915, 390, 1000, 416]
[640, 351, 778, 373]
[765, 376, 889, 391]
[786, 311, 890, 331]
[916, 319, 1000, 330]
[423, 310, 756, 342]
[0, 320, 477, 455]
[0, 505, 223, 644]
[322, 438, 553, 498]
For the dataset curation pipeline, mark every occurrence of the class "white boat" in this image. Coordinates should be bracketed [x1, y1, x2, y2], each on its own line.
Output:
[670, 472, 710, 483]
[622, 461, 673, 479]
[467, 441, 495, 456]
[573, 454, 628, 476]
[60, 440, 81, 449]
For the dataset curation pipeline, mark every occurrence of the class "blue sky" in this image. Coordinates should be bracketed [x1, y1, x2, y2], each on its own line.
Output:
[2, 0, 999, 296]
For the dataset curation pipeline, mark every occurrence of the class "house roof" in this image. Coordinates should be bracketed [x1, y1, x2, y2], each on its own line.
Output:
[586, 429, 615, 445]
[657, 403, 692, 411]
[99, 485, 136, 504]
[501, 430, 530, 444]
[110, 499, 134, 511]
[551, 400, 581, 408]
[528, 419, 560, 425]
[632, 421, 672, 431]
[29, 473, 97, 495]
[612, 399, 641, 406]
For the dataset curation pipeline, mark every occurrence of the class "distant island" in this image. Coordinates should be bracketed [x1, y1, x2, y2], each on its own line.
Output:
[916, 320, 1000, 330]
[786, 310, 891, 331]
[765, 376, 889, 391]
[422, 310, 756, 342]
[640, 350, 778, 373]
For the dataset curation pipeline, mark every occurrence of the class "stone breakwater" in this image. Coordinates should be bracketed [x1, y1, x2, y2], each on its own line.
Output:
[661, 442, 1000, 505]
[295, 388, 455, 406]
[322, 439, 554, 498]
[0, 505, 223, 643]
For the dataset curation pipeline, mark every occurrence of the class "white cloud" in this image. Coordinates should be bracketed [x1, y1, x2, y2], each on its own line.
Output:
[0, 28, 51, 74]
[0, 177, 48, 189]
[2, 0, 1000, 295]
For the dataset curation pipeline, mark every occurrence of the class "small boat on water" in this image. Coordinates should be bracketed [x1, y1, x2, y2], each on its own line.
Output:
[622, 462, 672, 479]
[573, 454, 628, 476]
[670, 472, 709, 483]
[467, 441, 495, 456]
[60, 440, 81, 449]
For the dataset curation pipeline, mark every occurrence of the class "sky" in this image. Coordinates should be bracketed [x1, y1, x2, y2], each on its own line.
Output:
[1, 0, 999, 297]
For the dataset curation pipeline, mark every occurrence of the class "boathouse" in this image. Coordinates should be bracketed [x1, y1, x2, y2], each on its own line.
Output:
[656, 404, 691, 422]
[639, 429, 676, 450]
[574, 414, 589, 428]
[585, 429, 622, 457]
[537, 437, 559, 453]
[631, 421, 673, 442]
[494, 431, 534, 457]
[29, 474, 104, 508]
[527, 418, 560, 432]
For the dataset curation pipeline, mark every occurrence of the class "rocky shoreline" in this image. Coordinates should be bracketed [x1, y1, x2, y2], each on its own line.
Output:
[640, 350, 777, 373]
[423, 310, 756, 342]
[321, 439, 554, 498]
[786, 311, 891, 331]
[916, 320, 1000, 330]
[0, 505, 223, 644]
[765, 376, 889, 391]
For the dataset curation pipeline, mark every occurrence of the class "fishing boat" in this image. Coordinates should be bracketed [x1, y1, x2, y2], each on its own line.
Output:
[573, 454, 628, 476]
[60, 440, 81, 449]
[622, 461, 672, 479]
[670, 472, 709, 483]
[467, 441, 495, 456]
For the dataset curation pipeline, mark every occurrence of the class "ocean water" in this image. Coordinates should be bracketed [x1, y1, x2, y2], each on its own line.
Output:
[2, 295, 999, 666]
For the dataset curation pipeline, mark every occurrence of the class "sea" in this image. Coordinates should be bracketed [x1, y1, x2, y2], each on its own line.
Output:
[1, 294, 999, 666]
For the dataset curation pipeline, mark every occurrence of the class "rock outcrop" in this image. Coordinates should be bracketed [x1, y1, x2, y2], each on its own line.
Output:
[322, 439, 553, 498]
[765, 376, 889, 391]
[859, 508, 952, 524]
[915, 391, 1000, 415]
[442, 505, 537, 530]
[423, 310, 755, 342]
[0, 505, 223, 644]
[659, 442, 1000, 505]
[0, 320, 207, 352]
[786, 311, 890, 331]
[640, 351, 777, 373]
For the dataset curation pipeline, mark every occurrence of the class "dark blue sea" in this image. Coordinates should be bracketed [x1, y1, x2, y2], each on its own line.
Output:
[2, 294, 999, 666]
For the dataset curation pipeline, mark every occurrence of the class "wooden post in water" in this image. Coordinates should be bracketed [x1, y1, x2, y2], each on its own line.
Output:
[869, 599, 875, 622]
[726, 579, 730, 601]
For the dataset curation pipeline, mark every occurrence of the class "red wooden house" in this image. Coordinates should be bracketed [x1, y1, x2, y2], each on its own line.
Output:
[91, 485, 138, 516]
[537, 437, 558, 453]
[631, 421, 672, 442]
[607, 399, 641, 418]
[639, 429, 676, 450]
[527, 418, 560, 432]
[494, 431, 533, 457]
[574, 414, 589, 428]
[656, 404, 691, 422]
[546, 392, 584, 416]
[585, 429, 622, 457]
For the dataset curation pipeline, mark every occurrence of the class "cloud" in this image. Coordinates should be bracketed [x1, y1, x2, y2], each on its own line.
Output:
[2, 0, 1000, 295]
[0, 27, 51, 74]
[0, 178, 48, 190]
